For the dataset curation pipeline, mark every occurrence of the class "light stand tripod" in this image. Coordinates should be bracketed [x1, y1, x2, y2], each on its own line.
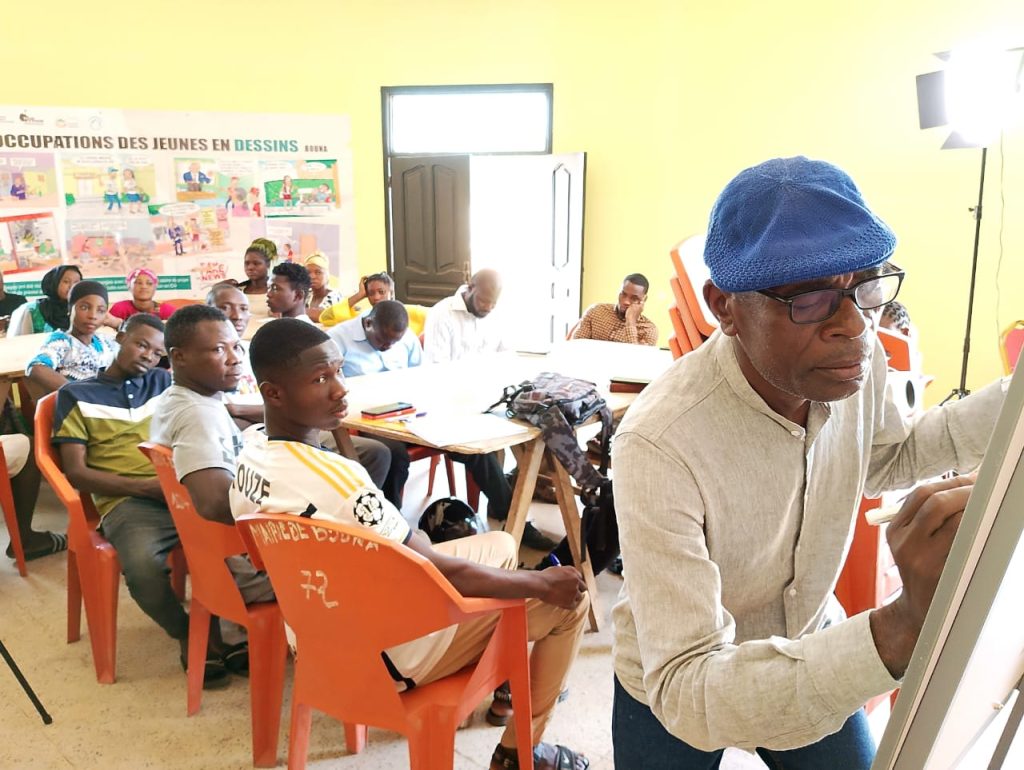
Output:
[940, 146, 988, 405]
[0, 637, 52, 725]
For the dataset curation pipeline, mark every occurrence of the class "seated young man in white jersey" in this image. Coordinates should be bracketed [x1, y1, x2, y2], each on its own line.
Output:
[229, 318, 591, 770]
[206, 281, 391, 488]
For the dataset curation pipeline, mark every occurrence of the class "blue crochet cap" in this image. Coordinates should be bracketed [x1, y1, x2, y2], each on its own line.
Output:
[704, 156, 897, 292]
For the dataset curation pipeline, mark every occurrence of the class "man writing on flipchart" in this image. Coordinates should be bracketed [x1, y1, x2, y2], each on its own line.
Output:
[610, 156, 1008, 769]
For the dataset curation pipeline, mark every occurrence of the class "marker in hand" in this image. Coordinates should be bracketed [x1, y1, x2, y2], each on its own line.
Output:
[868, 474, 977, 526]
[866, 504, 902, 526]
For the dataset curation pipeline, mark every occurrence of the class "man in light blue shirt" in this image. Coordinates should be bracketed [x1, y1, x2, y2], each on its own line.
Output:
[328, 300, 422, 377]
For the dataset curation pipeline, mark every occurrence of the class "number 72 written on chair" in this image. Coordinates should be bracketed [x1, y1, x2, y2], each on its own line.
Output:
[299, 569, 339, 609]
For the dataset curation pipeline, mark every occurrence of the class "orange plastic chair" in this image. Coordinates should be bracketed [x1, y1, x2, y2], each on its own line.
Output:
[423, 453, 480, 510]
[237, 513, 535, 770]
[352, 429, 478, 509]
[668, 295, 704, 351]
[1000, 320, 1024, 375]
[0, 442, 26, 576]
[668, 334, 687, 360]
[34, 393, 186, 684]
[424, 450, 458, 497]
[877, 327, 913, 373]
[670, 235, 718, 339]
[140, 443, 287, 767]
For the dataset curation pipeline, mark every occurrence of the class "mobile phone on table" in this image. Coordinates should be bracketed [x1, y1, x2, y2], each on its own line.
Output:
[361, 402, 415, 420]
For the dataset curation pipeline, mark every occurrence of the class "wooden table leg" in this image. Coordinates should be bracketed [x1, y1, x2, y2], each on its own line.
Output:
[502, 438, 544, 547]
[550, 457, 601, 632]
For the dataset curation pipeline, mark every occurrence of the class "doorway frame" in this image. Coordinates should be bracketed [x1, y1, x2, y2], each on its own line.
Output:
[381, 83, 554, 276]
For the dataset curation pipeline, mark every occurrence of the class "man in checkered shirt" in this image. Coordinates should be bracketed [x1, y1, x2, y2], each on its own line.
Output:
[571, 273, 658, 346]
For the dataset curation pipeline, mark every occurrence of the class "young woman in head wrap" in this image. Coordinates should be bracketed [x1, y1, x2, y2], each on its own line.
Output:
[237, 237, 276, 320]
[302, 251, 344, 322]
[317, 272, 407, 329]
[8, 265, 84, 336]
[25, 280, 118, 395]
[104, 268, 175, 328]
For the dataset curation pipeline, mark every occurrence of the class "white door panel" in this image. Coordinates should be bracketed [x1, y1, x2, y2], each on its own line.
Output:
[470, 153, 585, 352]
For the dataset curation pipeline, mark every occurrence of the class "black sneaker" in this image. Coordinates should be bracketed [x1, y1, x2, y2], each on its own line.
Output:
[521, 521, 558, 551]
[180, 652, 231, 690]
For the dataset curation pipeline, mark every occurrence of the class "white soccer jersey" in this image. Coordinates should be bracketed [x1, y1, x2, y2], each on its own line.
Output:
[229, 431, 410, 545]
[229, 431, 456, 684]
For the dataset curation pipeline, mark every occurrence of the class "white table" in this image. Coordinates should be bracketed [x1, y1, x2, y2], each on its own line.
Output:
[0, 332, 49, 406]
[342, 341, 674, 629]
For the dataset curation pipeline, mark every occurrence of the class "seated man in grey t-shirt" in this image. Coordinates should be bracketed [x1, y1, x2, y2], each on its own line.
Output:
[149, 305, 274, 612]
[206, 281, 390, 487]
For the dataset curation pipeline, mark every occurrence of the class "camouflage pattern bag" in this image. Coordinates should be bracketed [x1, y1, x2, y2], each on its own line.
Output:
[507, 372, 609, 428]
[486, 371, 612, 486]
[487, 373, 619, 572]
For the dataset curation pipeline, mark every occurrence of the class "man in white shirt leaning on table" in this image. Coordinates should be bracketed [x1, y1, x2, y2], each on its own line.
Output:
[424, 269, 508, 364]
[611, 156, 1007, 769]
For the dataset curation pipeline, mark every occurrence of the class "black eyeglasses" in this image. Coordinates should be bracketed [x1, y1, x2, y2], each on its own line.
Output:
[756, 267, 905, 325]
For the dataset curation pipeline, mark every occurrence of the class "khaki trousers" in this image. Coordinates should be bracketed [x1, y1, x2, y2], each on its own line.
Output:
[417, 531, 590, 749]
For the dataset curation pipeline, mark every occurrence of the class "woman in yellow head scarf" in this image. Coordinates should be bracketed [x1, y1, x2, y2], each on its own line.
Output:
[238, 237, 277, 320]
[303, 251, 343, 322]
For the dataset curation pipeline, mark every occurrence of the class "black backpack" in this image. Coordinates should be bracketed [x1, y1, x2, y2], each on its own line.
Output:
[487, 373, 620, 574]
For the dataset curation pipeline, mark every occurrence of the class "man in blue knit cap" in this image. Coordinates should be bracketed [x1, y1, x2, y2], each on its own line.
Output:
[610, 157, 1007, 768]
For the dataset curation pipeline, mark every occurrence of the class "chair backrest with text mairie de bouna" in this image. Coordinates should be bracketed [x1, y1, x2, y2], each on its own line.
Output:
[236, 513, 512, 733]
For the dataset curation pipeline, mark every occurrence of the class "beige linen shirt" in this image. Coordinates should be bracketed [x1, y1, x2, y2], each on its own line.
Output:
[611, 330, 1004, 752]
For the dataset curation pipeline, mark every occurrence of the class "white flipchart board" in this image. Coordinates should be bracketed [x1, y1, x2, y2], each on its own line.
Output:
[873, 366, 1024, 769]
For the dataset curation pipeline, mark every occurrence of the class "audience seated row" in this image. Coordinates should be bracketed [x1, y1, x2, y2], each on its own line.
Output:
[1, 245, 662, 767]
[2, 243, 653, 569]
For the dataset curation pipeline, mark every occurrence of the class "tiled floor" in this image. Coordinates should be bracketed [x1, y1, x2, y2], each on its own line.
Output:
[1, 460, 803, 769]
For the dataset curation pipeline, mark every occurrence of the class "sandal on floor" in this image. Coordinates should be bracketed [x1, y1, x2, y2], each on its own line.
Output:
[220, 641, 249, 676]
[490, 743, 590, 770]
[180, 652, 231, 690]
[486, 682, 570, 727]
[486, 681, 513, 726]
[9, 532, 69, 562]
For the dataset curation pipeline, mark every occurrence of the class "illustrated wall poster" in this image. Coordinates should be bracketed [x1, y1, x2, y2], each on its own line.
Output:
[0, 106, 355, 301]
[264, 219, 341, 270]
[62, 154, 157, 217]
[0, 212, 63, 272]
[0, 151, 60, 208]
[262, 159, 340, 217]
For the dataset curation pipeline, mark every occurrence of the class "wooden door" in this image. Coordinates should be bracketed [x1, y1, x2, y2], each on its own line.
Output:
[387, 155, 470, 305]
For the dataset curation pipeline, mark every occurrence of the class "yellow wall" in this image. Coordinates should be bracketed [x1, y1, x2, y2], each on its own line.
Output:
[7, 0, 1024, 398]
